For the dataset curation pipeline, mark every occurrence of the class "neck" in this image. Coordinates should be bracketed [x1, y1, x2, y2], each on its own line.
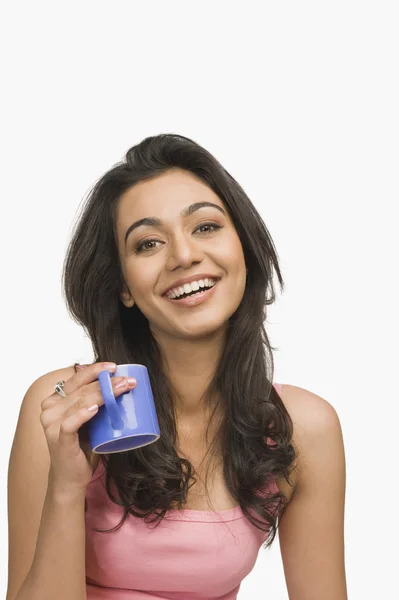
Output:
[153, 328, 226, 419]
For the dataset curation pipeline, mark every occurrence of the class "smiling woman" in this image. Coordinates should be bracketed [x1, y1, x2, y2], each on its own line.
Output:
[115, 168, 248, 339]
[7, 133, 347, 600]
[63, 135, 295, 594]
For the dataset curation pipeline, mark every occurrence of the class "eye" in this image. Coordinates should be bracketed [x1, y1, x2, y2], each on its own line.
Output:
[134, 238, 163, 254]
[133, 222, 222, 255]
[195, 222, 223, 234]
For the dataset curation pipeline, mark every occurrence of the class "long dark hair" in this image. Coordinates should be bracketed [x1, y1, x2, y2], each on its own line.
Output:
[62, 133, 297, 548]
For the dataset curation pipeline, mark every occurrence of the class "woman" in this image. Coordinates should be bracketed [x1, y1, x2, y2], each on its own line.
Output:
[7, 134, 347, 600]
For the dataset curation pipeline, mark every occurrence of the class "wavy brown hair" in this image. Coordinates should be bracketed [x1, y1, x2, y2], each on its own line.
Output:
[62, 133, 297, 548]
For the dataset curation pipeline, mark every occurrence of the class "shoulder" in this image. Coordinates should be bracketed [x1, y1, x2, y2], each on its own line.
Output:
[22, 365, 78, 410]
[27, 365, 77, 395]
[280, 383, 341, 433]
[275, 386, 347, 596]
[277, 384, 344, 497]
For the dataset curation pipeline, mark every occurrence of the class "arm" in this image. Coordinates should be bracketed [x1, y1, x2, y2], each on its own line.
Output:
[278, 385, 348, 600]
[7, 368, 87, 600]
[14, 486, 87, 600]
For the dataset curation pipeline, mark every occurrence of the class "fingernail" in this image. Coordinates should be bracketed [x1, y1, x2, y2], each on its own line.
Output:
[114, 377, 128, 388]
[127, 377, 136, 385]
[103, 362, 117, 371]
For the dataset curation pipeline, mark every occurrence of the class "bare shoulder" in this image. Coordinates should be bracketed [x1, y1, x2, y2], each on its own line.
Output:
[280, 383, 341, 438]
[27, 365, 100, 470]
[276, 384, 344, 500]
[15, 365, 79, 438]
[11, 364, 78, 478]
[14, 364, 78, 448]
[25, 365, 77, 398]
[275, 385, 347, 598]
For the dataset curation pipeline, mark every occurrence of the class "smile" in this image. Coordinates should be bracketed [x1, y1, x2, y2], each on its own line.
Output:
[163, 278, 220, 308]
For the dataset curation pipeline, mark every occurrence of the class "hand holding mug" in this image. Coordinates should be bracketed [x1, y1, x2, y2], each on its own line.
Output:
[87, 364, 160, 454]
[39, 362, 136, 495]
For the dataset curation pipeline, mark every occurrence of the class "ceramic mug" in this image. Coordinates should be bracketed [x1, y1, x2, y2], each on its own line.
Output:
[87, 364, 160, 453]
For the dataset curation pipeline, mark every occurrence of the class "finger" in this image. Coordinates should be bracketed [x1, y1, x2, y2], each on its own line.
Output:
[62, 376, 136, 418]
[61, 362, 118, 396]
[59, 403, 99, 447]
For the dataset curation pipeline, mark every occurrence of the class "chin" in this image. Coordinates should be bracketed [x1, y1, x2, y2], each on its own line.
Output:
[171, 310, 234, 341]
[179, 323, 227, 341]
[149, 312, 226, 341]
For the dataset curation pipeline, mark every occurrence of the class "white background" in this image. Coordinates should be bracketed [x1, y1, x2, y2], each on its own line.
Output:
[1, 1, 398, 598]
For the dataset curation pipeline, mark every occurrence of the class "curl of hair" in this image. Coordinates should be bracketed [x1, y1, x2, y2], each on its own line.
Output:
[62, 133, 297, 549]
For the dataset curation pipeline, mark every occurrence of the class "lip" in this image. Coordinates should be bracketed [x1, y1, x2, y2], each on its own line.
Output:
[163, 279, 219, 308]
[162, 273, 221, 297]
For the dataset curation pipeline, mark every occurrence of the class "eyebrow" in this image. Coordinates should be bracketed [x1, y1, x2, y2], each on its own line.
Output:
[124, 201, 226, 245]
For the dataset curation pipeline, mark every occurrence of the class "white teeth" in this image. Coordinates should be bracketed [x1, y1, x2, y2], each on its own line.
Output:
[166, 278, 217, 298]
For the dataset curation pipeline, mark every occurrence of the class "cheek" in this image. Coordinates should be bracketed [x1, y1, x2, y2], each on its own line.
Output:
[126, 263, 158, 300]
[218, 235, 246, 272]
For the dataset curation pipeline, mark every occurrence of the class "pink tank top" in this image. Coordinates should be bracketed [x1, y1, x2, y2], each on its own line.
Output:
[85, 383, 283, 599]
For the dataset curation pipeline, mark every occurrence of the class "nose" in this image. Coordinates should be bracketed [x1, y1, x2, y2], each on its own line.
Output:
[165, 233, 204, 271]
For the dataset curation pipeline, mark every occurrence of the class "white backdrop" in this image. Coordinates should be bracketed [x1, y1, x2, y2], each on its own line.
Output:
[1, 2, 398, 598]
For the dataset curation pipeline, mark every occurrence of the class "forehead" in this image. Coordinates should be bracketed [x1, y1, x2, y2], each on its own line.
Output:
[116, 169, 224, 225]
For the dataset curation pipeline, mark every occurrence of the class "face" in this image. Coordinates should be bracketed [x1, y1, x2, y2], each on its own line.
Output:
[115, 169, 247, 341]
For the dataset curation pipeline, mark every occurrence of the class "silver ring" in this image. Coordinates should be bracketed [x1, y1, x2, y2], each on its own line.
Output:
[54, 380, 67, 398]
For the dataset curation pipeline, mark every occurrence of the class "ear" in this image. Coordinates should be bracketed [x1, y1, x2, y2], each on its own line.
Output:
[120, 286, 135, 308]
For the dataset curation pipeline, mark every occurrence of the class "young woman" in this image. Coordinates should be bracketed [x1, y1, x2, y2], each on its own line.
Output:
[7, 134, 347, 600]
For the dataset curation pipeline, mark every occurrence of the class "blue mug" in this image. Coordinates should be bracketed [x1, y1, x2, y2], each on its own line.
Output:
[87, 364, 160, 453]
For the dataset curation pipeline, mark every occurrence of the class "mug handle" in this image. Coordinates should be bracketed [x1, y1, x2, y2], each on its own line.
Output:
[98, 370, 125, 430]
